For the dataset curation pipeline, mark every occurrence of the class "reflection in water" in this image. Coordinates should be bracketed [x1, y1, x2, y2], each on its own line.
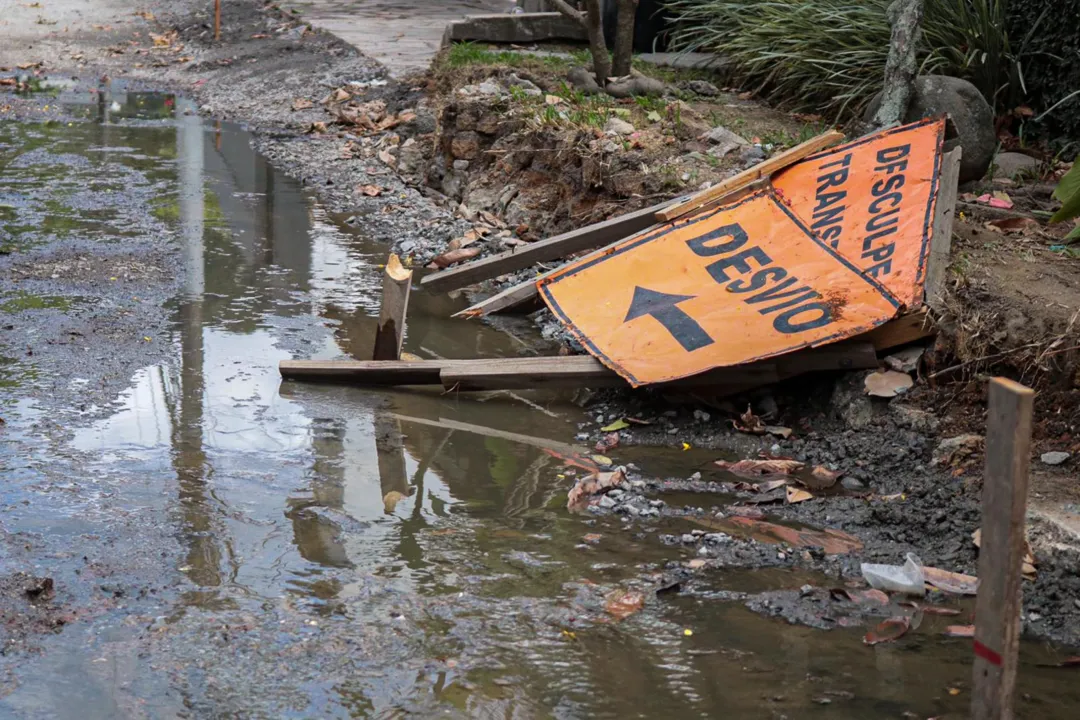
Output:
[5, 92, 1080, 719]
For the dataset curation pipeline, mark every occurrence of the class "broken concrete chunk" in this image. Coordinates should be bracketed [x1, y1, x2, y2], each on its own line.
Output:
[458, 80, 507, 99]
[884, 345, 925, 373]
[864, 370, 914, 398]
[686, 79, 720, 96]
[605, 75, 667, 98]
[604, 117, 635, 136]
[1041, 451, 1071, 466]
[505, 73, 542, 96]
[933, 434, 983, 466]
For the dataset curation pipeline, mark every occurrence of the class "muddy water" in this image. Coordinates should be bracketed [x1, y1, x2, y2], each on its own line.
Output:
[2, 90, 1079, 718]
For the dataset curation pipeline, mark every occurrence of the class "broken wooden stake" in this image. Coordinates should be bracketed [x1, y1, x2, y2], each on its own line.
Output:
[926, 147, 961, 308]
[655, 130, 846, 223]
[422, 198, 679, 294]
[372, 253, 412, 361]
[972, 377, 1035, 720]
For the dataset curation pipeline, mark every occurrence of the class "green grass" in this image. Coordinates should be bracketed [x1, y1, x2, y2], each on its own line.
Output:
[443, 42, 575, 72]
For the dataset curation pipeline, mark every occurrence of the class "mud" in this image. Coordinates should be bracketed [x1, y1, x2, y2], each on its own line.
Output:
[2, 0, 1080, 716]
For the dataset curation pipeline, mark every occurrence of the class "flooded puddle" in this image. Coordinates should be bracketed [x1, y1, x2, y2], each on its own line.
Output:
[2, 89, 1080, 718]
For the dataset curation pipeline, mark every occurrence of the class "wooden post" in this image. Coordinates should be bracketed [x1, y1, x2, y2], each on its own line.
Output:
[372, 253, 413, 361]
[972, 377, 1035, 720]
[925, 147, 961, 308]
[214, 0, 221, 41]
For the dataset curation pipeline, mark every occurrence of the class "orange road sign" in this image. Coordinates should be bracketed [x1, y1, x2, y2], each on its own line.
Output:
[772, 116, 945, 309]
[539, 191, 901, 387]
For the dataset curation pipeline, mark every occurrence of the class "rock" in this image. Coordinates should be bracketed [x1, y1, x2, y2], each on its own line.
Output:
[397, 138, 424, 174]
[704, 533, 731, 544]
[604, 117, 636, 135]
[605, 75, 668, 98]
[567, 66, 603, 94]
[1041, 451, 1071, 466]
[830, 372, 874, 430]
[458, 80, 507, 99]
[693, 409, 711, 422]
[993, 151, 1039, 180]
[703, 125, 750, 159]
[739, 145, 766, 165]
[442, 12, 587, 44]
[405, 108, 437, 135]
[841, 476, 866, 491]
[864, 75, 995, 183]
[681, 533, 696, 544]
[505, 73, 543, 97]
[686, 79, 720, 96]
[891, 404, 939, 434]
[450, 131, 482, 160]
[933, 434, 984, 466]
[598, 494, 617, 509]
[452, 159, 470, 172]
[884, 346, 925, 373]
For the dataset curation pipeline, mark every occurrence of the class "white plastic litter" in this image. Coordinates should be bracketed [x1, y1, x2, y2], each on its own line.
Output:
[860, 553, 926, 595]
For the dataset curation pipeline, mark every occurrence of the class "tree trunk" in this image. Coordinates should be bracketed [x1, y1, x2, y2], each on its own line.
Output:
[871, 0, 924, 130]
[611, 0, 638, 77]
[550, 0, 611, 87]
[582, 0, 612, 86]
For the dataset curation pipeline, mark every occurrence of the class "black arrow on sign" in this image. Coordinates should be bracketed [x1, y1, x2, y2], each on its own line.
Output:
[623, 286, 715, 352]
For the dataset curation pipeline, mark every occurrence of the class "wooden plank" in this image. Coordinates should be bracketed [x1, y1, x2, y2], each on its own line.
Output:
[390, 412, 585, 455]
[421, 198, 681, 294]
[776, 342, 879, 377]
[372, 254, 413, 361]
[862, 308, 935, 352]
[441, 357, 629, 390]
[279, 359, 444, 384]
[972, 377, 1035, 720]
[655, 130, 846, 222]
[925, 148, 962, 309]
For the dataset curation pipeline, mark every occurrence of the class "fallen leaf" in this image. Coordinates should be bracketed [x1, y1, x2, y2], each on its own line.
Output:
[377, 148, 395, 166]
[17, 62, 42, 70]
[865, 370, 914, 398]
[646, 110, 661, 122]
[149, 32, 173, 47]
[715, 458, 805, 478]
[291, 98, 314, 111]
[733, 405, 766, 434]
[805, 466, 841, 489]
[922, 566, 979, 595]
[725, 505, 765, 519]
[601, 418, 630, 432]
[864, 616, 911, 645]
[988, 216, 1039, 233]
[898, 601, 961, 616]
[305, 121, 328, 134]
[944, 625, 975, 638]
[754, 479, 789, 493]
[543, 448, 599, 475]
[594, 432, 620, 453]
[948, 687, 962, 696]
[582, 533, 602, 544]
[427, 246, 480, 269]
[716, 516, 863, 554]
[765, 425, 792, 439]
[831, 588, 889, 605]
[544, 94, 564, 105]
[0, 79, 15, 87]
[332, 87, 351, 102]
[604, 589, 645, 620]
[567, 468, 625, 510]
[356, 184, 384, 197]
[687, 558, 707, 569]
[786, 486, 813, 504]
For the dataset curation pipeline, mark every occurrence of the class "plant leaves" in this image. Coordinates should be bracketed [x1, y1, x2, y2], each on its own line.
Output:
[1053, 156, 1080, 203]
[601, 418, 630, 432]
[786, 485, 813, 504]
[1051, 180, 1080, 224]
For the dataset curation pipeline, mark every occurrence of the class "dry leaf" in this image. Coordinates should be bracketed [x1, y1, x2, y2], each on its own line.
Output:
[378, 148, 396, 166]
[922, 566, 979, 595]
[305, 121, 328, 134]
[291, 98, 314, 111]
[582, 533, 602, 544]
[715, 458, 805, 478]
[544, 94, 564, 105]
[711, 516, 863, 554]
[944, 625, 975, 638]
[332, 87, 351, 102]
[427, 246, 480, 269]
[357, 184, 384, 197]
[594, 432, 620, 453]
[786, 486, 813, 504]
[687, 559, 707, 569]
[604, 589, 644, 620]
[865, 370, 914, 397]
[864, 616, 911, 645]
[16, 61, 42, 70]
[988, 216, 1039, 233]
[732, 405, 766, 434]
[567, 468, 625, 509]
[807, 466, 841, 488]
[765, 425, 792, 438]
[0, 78, 15, 87]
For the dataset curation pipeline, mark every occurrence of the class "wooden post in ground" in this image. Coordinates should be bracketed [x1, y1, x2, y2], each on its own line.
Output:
[372, 254, 413, 361]
[214, 0, 221, 41]
[972, 377, 1035, 720]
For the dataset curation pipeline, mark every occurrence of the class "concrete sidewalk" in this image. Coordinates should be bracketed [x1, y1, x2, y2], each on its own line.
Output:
[282, 0, 515, 76]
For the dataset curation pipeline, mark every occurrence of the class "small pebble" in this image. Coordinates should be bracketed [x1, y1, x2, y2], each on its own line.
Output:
[1041, 451, 1070, 466]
